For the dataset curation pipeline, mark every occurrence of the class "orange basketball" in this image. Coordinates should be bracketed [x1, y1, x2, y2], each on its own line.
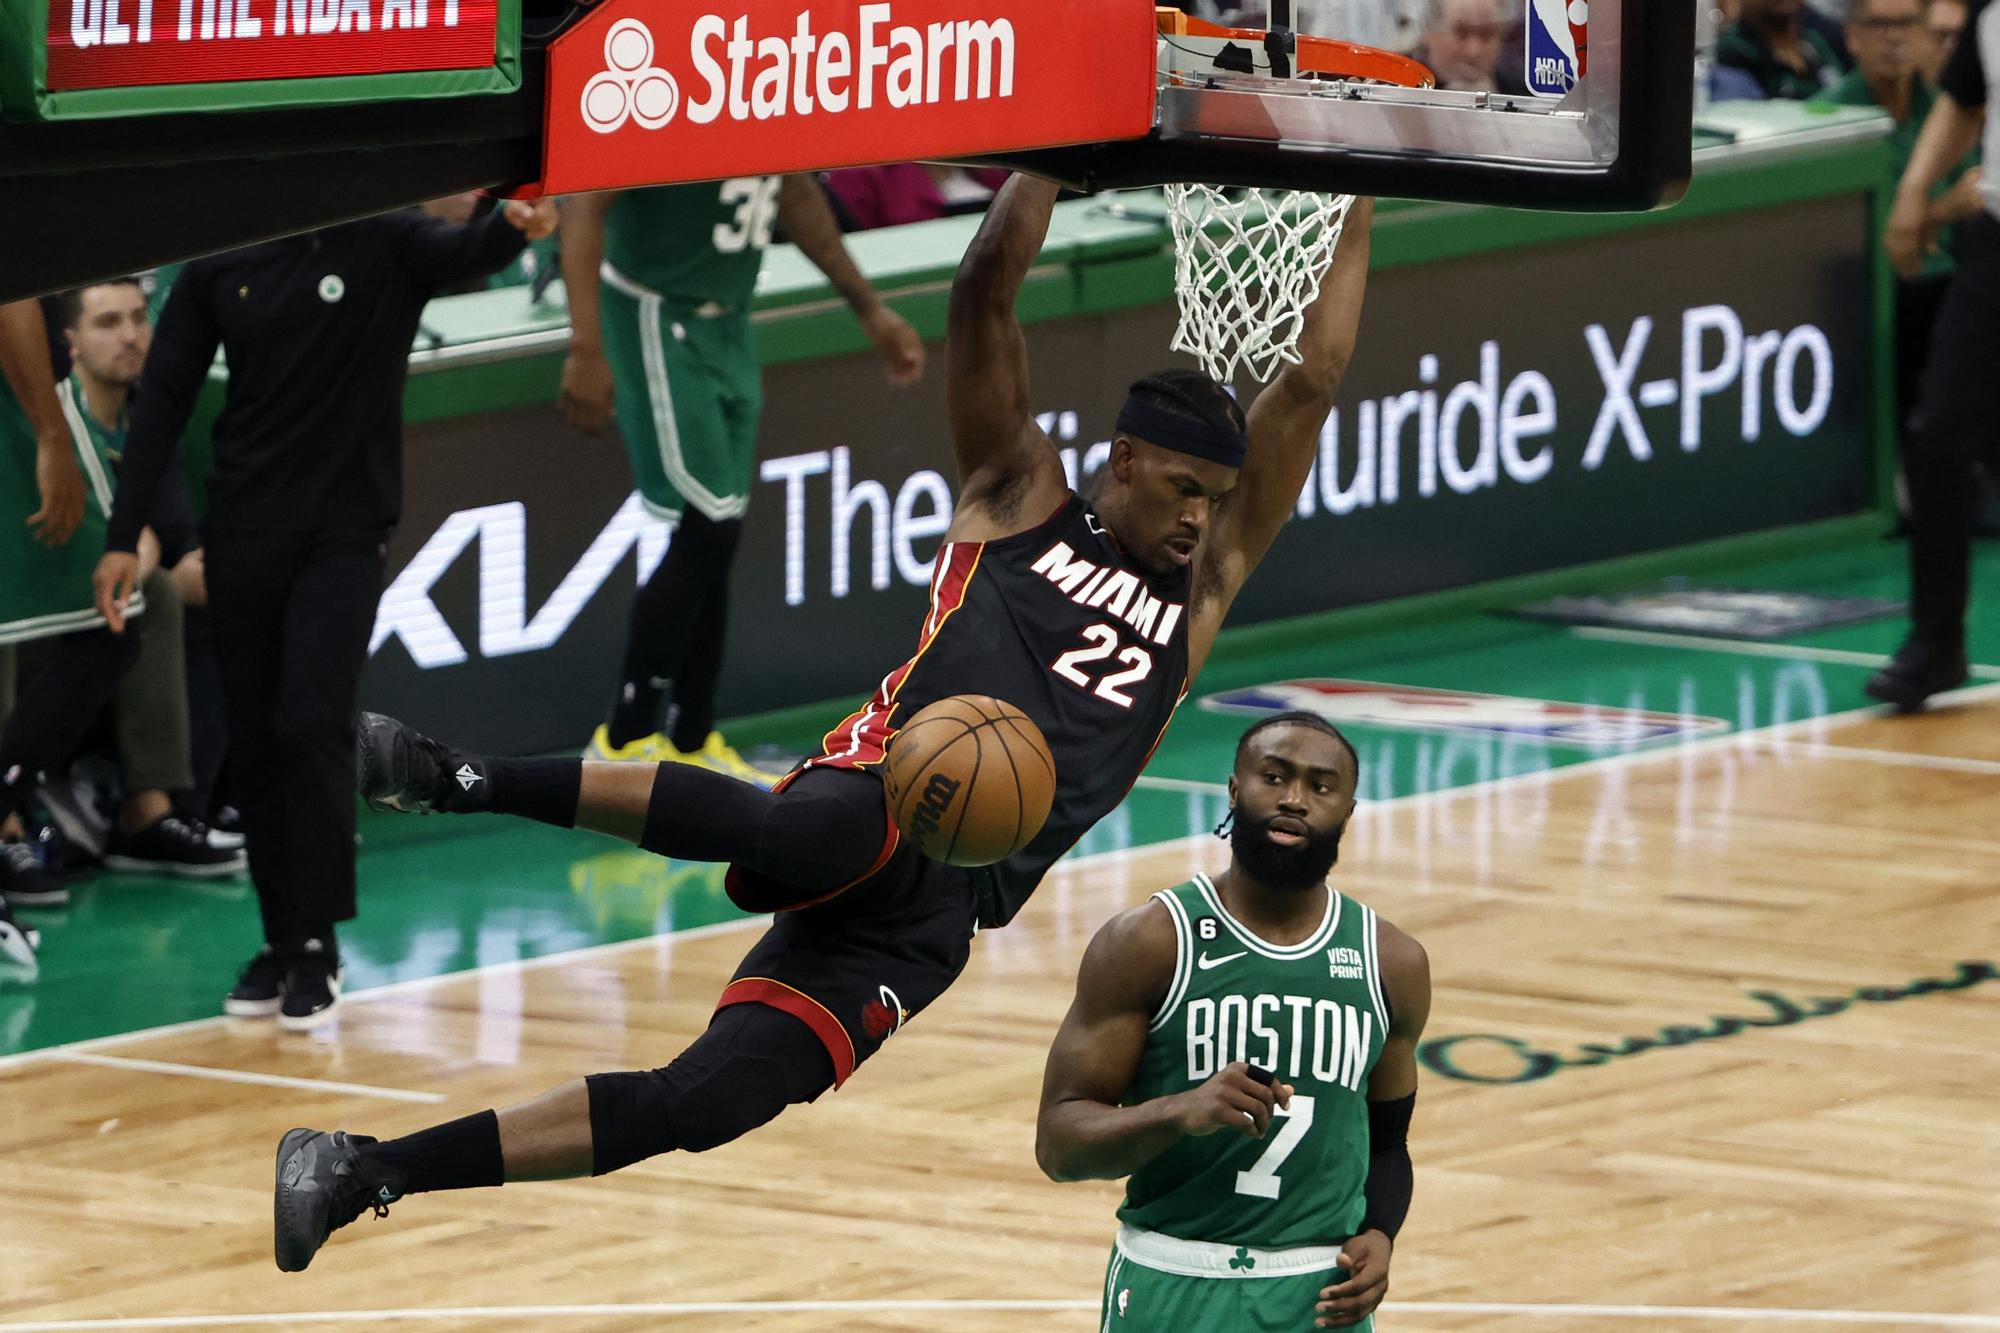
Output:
[881, 694, 1056, 867]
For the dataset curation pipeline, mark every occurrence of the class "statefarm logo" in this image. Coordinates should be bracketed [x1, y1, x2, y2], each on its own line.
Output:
[579, 2, 1018, 135]
[583, 20, 682, 133]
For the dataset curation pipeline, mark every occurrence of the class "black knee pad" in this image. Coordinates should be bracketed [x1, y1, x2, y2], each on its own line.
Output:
[749, 786, 883, 891]
[585, 1005, 835, 1173]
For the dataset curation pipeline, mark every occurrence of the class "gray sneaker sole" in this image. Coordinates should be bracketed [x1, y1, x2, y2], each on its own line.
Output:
[1, 883, 70, 907]
[273, 1127, 324, 1272]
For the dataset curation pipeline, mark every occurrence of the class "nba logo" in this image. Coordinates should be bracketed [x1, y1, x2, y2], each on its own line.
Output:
[1526, 0, 1588, 97]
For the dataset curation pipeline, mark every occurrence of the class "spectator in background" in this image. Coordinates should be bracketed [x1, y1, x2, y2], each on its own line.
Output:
[50, 280, 242, 878]
[2, 294, 87, 962]
[1719, 0, 1848, 98]
[1415, 0, 1518, 93]
[1923, 0, 1970, 82]
[94, 198, 556, 1030]
[1814, 0, 1983, 445]
[1805, 0, 1860, 60]
[821, 164, 1011, 231]
[1293, 0, 1427, 51]
[1872, 0, 2000, 710]
[1, 296, 135, 921]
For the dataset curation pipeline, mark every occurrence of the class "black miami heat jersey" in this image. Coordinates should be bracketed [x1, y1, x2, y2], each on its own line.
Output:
[810, 492, 1192, 925]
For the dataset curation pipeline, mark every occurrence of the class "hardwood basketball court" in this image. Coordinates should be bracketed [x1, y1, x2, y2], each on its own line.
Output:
[3, 592, 1997, 1331]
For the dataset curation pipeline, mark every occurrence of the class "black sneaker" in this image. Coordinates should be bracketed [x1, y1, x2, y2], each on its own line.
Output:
[278, 941, 342, 1031]
[273, 1128, 402, 1272]
[225, 947, 289, 1017]
[0, 839, 68, 908]
[104, 814, 248, 879]
[200, 814, 247, 855]
[0, 894, 38, 969]
[356, 712, 469, 814]
[1864, 637, 1970, 713]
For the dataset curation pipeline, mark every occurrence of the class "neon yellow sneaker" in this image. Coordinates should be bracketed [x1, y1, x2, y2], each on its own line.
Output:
[585, 725, 674, 762]
[671, 732, 792, 789]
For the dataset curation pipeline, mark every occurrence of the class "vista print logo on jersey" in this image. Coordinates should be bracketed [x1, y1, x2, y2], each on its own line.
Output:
[578, 1, 1016, 135]
[1202, 679, 1727, 746]
[1327, 946, 1364, 982]
[583, 19, 682, 132]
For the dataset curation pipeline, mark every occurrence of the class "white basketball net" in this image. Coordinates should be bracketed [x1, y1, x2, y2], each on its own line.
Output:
[1164, 184, 1355, 384]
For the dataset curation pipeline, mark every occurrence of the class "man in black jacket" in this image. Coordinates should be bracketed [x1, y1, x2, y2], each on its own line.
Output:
[1875, 0, 2000, 709]
[95, 198, 556, 1028]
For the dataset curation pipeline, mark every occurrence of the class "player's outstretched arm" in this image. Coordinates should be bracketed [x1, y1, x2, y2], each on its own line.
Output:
[1037, 903, 1289, 1182]
[776, 175, 924, 387]
[1317, 916, 1429, 1330]
[1190, 200, 1374, 662]
[944, 174, 1069, 537]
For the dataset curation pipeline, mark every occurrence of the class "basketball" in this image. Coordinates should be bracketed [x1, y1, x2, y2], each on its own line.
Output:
[881, 695, 1056, 867]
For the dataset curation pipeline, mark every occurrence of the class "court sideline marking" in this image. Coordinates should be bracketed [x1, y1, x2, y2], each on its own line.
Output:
[1570, 624, 2000, 678]
[0, 1297, 1995, 1329]
[4, 677, 1999, 1082]
[45, 1052, 447, 1104]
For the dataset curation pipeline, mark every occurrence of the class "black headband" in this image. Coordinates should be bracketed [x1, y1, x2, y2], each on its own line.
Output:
[1115, 396, 1247, 469]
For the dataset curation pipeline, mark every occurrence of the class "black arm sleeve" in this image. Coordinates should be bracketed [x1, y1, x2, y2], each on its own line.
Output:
[108, 266, 220, 554]
[1358, 1092, 1415, 1241]
[394, 206, 529, 293]
[1940, 0, 1990, 107]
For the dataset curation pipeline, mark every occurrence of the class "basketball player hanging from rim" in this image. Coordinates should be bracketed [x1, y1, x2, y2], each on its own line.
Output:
[271, 178, 1376, 1272]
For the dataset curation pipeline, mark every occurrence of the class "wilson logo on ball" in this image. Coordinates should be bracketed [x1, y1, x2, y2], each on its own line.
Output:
[906, 773, 961, 840]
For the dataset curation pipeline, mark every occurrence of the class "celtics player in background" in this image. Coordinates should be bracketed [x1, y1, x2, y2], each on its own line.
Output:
[558, 177, 925, 780]
[1039, 712, 1430, 1331]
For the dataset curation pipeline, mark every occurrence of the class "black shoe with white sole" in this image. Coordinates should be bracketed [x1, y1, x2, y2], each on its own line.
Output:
[224, 947, 289, 1016]
[104, 815, 248, 879]
[0, 840, 67, 908]
[1863, 637, 1970, 713]
[279, 941, 343, 1031]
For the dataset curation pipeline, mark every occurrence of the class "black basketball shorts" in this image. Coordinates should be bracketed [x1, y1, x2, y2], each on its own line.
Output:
[717, 845, 980, 1085]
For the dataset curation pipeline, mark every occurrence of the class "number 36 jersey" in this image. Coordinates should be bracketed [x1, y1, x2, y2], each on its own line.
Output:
[1119, 876, 1391, 1250]
[809, 492, 1190, 926]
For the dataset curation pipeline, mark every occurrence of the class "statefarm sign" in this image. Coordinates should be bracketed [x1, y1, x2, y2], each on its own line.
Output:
[538, 0, 1157, 194]
[47, 0, 499, 89]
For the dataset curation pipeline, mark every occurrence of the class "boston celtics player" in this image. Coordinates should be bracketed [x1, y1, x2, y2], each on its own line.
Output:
[558, 177, 925, 781]
[1039, 712, 1430, 1331]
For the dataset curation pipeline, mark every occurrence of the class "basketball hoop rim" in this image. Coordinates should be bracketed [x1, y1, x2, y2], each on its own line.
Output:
[1159, 12, 1436, 91]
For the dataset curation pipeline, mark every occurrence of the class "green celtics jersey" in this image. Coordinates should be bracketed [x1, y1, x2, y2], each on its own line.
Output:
[0, 373, 134, 645]
[603, 176, 782, 308]
[1119, 875, 1390, 1251]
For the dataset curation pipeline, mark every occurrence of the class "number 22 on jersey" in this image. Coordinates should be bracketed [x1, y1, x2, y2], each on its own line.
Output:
[1051, 624, 1154, 708]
